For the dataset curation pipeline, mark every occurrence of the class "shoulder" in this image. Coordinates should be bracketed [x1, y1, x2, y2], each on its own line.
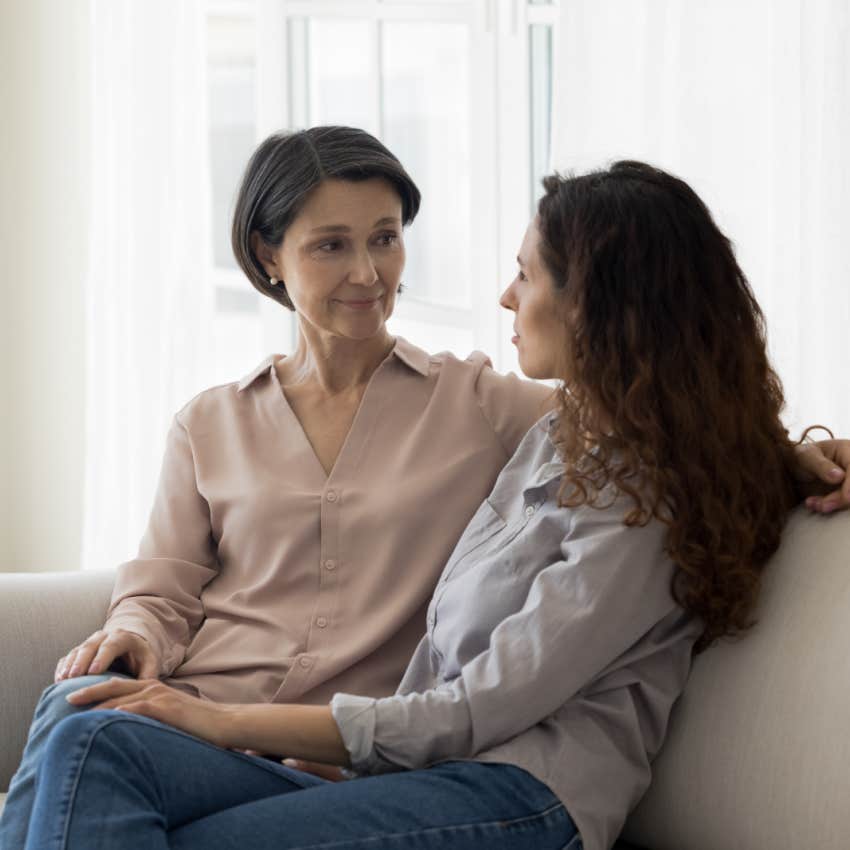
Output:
[172, 371, 267, 431]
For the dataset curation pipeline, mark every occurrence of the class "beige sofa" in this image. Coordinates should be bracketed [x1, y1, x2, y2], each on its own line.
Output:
[2, 507, 849, 849]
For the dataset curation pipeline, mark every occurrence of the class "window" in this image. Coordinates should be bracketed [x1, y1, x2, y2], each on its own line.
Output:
[205, 0, 556, 375]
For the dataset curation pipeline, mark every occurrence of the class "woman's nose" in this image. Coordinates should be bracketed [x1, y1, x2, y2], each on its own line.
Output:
[349, 250, 379, 286]
[499, 282, 517, 310]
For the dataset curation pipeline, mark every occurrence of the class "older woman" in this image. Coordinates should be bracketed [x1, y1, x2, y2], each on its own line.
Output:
[1, 130, 847, 850]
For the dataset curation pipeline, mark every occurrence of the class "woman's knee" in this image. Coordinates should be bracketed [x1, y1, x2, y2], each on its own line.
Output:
[34, 674, 130, 723]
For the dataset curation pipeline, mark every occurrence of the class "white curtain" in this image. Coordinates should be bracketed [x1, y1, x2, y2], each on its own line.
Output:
[551, 0, 850, 438]
[82, 0, 215, 571]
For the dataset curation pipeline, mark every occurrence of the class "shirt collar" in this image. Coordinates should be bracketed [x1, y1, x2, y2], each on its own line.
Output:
[390, 335, 431, 377]
[236, 336, 430, 393]
[236, 354, 279, 392]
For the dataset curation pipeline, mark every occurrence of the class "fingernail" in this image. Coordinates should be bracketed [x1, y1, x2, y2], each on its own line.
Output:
[829, 467, 844, 480]
[89, 662, 100, 673]
[805, 497, 815, 509]
[282, 758, 298, 767]
[822, 499, 838, 511]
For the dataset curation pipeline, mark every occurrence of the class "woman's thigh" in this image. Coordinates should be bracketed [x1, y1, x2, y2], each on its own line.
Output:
[29, 709, 330, 850]
[170, 759, 580, 850]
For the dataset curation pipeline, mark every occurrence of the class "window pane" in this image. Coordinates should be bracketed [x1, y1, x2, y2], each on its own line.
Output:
[211, 311, 264, 385]
[382, 21, 471, 307]
[388, 314, 474, 359]
[529, 24, 552, 213]
[299, 19, 376, 131]
[208, 16, 257, 270]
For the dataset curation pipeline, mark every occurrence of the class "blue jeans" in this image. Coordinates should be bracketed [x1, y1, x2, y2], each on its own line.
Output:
[2, 675, 581, 850]
[0, 673, 139, 850]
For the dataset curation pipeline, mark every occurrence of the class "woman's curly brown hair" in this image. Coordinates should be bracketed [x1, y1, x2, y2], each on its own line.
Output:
[537, 160, 807, 654]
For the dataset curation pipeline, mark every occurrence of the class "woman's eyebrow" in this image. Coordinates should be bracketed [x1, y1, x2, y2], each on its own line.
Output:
[309, 216, 401, 235]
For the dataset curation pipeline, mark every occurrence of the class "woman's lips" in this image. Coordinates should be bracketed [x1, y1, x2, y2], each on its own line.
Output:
[336, 297, 381, 310]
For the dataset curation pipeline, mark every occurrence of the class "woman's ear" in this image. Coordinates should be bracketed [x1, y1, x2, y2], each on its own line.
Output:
[250, 231, 278, 278]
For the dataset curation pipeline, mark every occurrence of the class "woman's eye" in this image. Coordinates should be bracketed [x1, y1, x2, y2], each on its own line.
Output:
[376, 232, 399, 247]
[317, 240, 342, 252]
[518, 270, 527, 282]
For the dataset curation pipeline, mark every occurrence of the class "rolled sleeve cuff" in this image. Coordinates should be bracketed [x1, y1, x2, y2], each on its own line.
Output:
[329, 693, 386, 774]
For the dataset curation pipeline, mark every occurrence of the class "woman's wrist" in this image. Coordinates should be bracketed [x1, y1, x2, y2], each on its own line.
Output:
[217, 702, 351, 766]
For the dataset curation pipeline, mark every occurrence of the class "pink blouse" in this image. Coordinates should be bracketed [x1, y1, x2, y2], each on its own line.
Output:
[104, 337, 553, 706]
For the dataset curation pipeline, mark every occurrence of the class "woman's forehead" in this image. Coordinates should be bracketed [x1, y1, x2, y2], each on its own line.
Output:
[295, 178, 402, 226]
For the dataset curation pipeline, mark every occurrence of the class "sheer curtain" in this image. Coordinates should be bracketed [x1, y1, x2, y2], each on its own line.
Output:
[81, 0, 215, 571]
[551, 0, 850, 437]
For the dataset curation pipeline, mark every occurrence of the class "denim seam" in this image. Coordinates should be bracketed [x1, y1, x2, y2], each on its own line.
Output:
[275, 800, 567, 850]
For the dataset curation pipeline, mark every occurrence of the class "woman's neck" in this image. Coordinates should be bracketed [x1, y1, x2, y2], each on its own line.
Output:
[280, 325, 396, 395]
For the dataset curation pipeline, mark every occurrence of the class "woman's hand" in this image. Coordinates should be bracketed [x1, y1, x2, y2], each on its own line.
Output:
[279, 758, 349, 782]
[64, 677, 234, 749]
[55, 629, 159, 683]
[795, 438, 850, 513]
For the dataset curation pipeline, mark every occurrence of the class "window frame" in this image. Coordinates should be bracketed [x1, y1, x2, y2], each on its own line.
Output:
[205, 0, 557, 372]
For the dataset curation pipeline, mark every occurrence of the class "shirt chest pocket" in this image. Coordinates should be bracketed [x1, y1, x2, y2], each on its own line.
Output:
[438, 499, 507, 585]
[430, 539, 540, 675]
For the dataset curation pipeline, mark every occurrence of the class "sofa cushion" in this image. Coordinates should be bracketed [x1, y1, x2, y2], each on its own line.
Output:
[622, 508, 850, 850]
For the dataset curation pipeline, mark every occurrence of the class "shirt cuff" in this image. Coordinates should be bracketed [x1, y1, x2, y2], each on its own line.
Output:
[101, 617, 180, 677]
[329, 693, 380, 773]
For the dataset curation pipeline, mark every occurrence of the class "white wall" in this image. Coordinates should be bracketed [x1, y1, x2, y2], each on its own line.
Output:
[0, 0, 91, 571]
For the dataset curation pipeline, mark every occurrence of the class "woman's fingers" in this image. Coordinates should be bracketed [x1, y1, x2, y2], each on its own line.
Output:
[88, 633, 131, 676]
[806, 489, 848, 514]
[57, 648, 82, 681]
[66, 676, 153, 706]
[54, 655, 69, 683]
[281, 758, 348, 782]
[68, 631, 109, 677]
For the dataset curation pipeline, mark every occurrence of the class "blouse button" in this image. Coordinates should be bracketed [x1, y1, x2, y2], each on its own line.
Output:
[324, 559, 337, 571]
[298, 656, 312, 668]
[525, 505, 535, 518]
[316, 617, 328, 628]
[326, 490, 338, 502]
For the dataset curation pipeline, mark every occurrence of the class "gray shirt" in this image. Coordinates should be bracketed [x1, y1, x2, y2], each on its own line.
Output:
[331, 413, 704, 850]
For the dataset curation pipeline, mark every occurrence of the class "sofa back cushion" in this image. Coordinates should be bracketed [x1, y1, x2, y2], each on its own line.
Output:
[622, 508, 850, 850]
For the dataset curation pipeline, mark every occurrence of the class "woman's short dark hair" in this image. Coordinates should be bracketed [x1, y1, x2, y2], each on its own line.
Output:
[231, 126, 421, 310]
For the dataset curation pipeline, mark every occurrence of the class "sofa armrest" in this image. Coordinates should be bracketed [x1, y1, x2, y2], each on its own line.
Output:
[0, 570, 116, 792]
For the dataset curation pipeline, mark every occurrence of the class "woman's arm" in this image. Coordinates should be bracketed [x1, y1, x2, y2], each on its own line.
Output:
[65, 678, 349, 766]
[220, 704, 350, 766]
[327, 501, 692, 774]
[103, 414, 220, 678]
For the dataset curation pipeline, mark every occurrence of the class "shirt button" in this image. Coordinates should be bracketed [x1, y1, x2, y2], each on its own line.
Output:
[525, 505, 535, 518]
[324, 559, 337, 571]
[326, 490, 338, 502]
[316, 617, 328, 628]
[298, 656, 312, 668]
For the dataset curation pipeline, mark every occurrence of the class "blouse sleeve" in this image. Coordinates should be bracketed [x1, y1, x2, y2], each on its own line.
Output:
[102, 414, 220, 678]
[330, 500, 689, 774]
[470, 353, 556, 457]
